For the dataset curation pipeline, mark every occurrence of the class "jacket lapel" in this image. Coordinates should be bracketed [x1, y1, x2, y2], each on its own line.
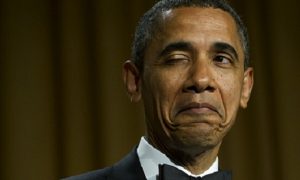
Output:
[108, 147, 146, 180]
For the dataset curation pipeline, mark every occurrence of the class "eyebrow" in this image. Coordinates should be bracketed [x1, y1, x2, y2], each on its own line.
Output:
[213, 42, 239, 61]
[158, 41, 194, 58]
[158, 41, 239, 61]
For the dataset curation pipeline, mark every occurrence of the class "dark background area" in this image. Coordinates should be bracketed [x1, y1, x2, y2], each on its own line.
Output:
[0, 0, 299, 179]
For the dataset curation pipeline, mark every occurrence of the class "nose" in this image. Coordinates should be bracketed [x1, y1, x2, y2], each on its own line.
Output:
[183, 60, 216, 93]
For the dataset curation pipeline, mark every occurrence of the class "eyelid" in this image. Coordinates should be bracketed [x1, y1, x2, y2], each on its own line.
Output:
[166, 53, 189, 59]
[218, 51, 236, 62]
[212, 42, 239, 62]
[213, 52, 234, 63]
[212, 54, 236, 68]
[164, 53, 190, 65]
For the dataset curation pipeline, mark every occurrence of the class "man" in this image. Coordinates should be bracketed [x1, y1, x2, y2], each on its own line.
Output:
[66, 0, 253, 179]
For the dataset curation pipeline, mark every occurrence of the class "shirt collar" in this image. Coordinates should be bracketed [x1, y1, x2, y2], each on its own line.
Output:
[137, 137, 219, 180]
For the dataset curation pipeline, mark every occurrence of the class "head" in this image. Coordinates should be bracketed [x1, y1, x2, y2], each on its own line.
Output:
[123, 0, 253, 160]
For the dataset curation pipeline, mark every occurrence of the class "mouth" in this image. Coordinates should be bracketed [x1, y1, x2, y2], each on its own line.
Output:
[177, 102, 219, 116]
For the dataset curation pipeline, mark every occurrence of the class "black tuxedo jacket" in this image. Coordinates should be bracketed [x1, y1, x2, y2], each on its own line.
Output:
[64, 148, 232, 180]
[64, 148, 146, 180]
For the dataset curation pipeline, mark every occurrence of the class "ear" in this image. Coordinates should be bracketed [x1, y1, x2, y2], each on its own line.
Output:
[122, 60, 142, 102]
[240, 67, 254, 108]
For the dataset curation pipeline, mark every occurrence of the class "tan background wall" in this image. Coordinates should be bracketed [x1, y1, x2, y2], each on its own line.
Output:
[0, 0, 299, 179]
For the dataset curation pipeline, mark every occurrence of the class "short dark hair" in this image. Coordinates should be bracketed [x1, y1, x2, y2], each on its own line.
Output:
[131, 0, 250, 71]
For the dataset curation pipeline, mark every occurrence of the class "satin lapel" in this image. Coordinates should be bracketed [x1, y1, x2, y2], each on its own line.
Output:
[108, 147, 146, 180]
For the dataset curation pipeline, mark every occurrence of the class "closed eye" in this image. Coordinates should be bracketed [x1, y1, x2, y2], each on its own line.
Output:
[164, 54, 190, 65]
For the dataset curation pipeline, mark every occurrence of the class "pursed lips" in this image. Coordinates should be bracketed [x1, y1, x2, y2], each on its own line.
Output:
[176, 102, 219, 116]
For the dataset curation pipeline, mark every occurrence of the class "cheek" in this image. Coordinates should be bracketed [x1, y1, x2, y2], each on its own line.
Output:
[151, 70, 184, 99]
[217, 73, 243, 116]
[148, 70, 185, 120]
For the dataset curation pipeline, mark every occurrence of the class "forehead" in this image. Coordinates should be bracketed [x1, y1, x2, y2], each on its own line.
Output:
[160, 7, 239, 40]
[149, 7, 243, 58]
[155, 7, 241, 45]
[162, 7, 237, 32]
[163, 7, 234, 21]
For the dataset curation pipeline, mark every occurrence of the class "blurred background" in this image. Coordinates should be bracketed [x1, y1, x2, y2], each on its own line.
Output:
[0, 0, 299, 179]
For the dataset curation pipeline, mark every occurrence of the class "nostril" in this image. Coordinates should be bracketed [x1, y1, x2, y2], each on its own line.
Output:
[206, 86, 215, 92]
[184, 85, 199, 93]
[183, 85, 215, 93]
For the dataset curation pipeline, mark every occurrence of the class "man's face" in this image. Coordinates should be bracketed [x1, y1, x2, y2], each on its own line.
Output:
[124, 7, 253, 154]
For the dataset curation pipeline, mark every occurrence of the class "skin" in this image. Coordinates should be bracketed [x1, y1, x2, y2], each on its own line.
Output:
[123, 7, 253, 174]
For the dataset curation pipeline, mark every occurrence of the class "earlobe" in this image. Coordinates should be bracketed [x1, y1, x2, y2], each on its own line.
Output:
[122, 60, 142, 102]
[240, 67, 254, 108]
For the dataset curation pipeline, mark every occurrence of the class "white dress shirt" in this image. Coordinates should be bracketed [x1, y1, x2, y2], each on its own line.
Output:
[137, 137, 219, 180]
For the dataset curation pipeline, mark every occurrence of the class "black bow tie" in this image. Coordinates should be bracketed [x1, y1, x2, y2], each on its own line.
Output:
[158, 164, 232, 180]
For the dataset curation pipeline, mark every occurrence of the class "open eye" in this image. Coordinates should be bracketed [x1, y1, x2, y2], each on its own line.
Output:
[213, 55, 232, 65]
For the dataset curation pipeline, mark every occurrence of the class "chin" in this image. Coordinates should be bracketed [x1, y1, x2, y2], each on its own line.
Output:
[169, 127, 224, 153]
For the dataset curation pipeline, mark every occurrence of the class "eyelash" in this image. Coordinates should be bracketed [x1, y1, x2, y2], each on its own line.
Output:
[164, 54, 189, 64]
[213, 55, 232, 64]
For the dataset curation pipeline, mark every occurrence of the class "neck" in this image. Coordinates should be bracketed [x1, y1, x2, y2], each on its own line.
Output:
[146, 135, 221, 175]
[182, 144, 220, 174]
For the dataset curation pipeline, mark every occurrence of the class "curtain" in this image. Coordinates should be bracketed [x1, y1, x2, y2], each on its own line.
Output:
[0, 0, 299, 179]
